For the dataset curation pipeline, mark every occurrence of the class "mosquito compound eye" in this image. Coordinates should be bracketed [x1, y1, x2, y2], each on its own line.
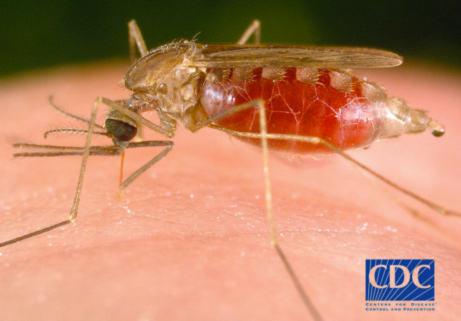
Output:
[105, 119, 137, 141]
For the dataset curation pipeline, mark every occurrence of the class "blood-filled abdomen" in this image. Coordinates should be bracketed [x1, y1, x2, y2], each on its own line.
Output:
[200, 67, 383, 153]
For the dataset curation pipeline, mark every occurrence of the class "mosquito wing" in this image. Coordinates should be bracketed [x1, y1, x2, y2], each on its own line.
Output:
[190, 44, 403, 69]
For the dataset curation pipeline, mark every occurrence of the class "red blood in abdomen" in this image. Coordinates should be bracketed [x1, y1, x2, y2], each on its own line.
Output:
[200, 68, 381, 153]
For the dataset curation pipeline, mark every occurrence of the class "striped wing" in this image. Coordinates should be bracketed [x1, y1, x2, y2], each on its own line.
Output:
[189, 44, 403, 69]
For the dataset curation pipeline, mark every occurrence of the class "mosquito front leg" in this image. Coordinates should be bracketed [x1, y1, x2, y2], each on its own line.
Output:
[13, 143, 123, 157]
[69, 96, 104, 222]
[5, 140, 172, 248]
[0, 97, 108, 248]
[237, 19, 261, 45]
[128, 20, 148, 62]
[70, 98, 175, 220]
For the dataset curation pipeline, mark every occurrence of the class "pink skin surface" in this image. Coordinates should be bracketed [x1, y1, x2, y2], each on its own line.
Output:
[0, 62, 460, 321]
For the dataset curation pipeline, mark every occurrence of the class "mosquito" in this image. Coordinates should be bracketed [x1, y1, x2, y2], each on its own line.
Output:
[3, 20, 459, 321]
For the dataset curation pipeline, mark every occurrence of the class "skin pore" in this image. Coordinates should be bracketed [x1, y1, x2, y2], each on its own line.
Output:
[0, 62, 460, 321]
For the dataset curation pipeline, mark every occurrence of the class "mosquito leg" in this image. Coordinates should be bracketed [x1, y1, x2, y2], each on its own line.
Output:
[210, 126, 461, 218]
[13, 143, 102, 157]
[199, 99, 323, 320]
[14, 143, 86, 151]
[128, 20, 148, 63]
[119, 140, 174, 192]
[190, 100, 262, 132]
[49, 96, 115, 223]
[257, 100, 323, 321]
[14, 140, 175, 199]
[0, 97, 110, 248]
[13, 144, 122, 157]
[354, 168, 431, 221]
[237, 20, 261, 45]
[100, 97, 173, 138]
[68, 97, 106, 222]
[0, 221, 71, 248]
[126, 20, 148, 142]
[67, 96, 177, 220]
[3, 140, 172, 247]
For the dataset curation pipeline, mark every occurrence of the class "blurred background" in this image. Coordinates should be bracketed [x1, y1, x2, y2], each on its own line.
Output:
[1, 0, 460, 77]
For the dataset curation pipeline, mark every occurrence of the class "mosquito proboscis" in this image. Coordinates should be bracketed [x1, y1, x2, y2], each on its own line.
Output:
[2, 20, 460, 320]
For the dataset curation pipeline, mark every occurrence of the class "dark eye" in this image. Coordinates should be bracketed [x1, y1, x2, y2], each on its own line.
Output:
[105, 119, 137, 141]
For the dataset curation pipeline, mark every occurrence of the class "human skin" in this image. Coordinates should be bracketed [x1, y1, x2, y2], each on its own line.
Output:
[0, 62, 460, 321]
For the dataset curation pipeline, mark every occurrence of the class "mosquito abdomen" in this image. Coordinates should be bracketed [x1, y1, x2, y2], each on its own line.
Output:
[200, 67, 438, 153]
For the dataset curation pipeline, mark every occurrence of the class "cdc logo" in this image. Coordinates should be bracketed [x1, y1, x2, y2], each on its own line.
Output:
[366, 259, 434, 301]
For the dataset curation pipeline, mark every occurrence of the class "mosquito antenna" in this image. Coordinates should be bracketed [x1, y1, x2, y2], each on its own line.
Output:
[49, 96, 105, 129]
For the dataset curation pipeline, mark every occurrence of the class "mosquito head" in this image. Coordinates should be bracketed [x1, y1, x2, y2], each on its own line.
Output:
[105, 109, 138, 143]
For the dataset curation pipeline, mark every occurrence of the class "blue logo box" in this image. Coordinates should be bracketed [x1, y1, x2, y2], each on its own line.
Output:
[366, 259, 434, 301]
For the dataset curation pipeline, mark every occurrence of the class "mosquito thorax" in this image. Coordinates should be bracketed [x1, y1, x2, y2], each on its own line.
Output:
[124, 41, 201, 126]
[105, 109, 138, 142]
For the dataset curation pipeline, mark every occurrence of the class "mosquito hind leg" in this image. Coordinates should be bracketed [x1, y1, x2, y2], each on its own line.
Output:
[205, 98, 458, 320]
[237, 20, 261, 45]
[128, 20, 148, 62]
[210, 126, 461, 218]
